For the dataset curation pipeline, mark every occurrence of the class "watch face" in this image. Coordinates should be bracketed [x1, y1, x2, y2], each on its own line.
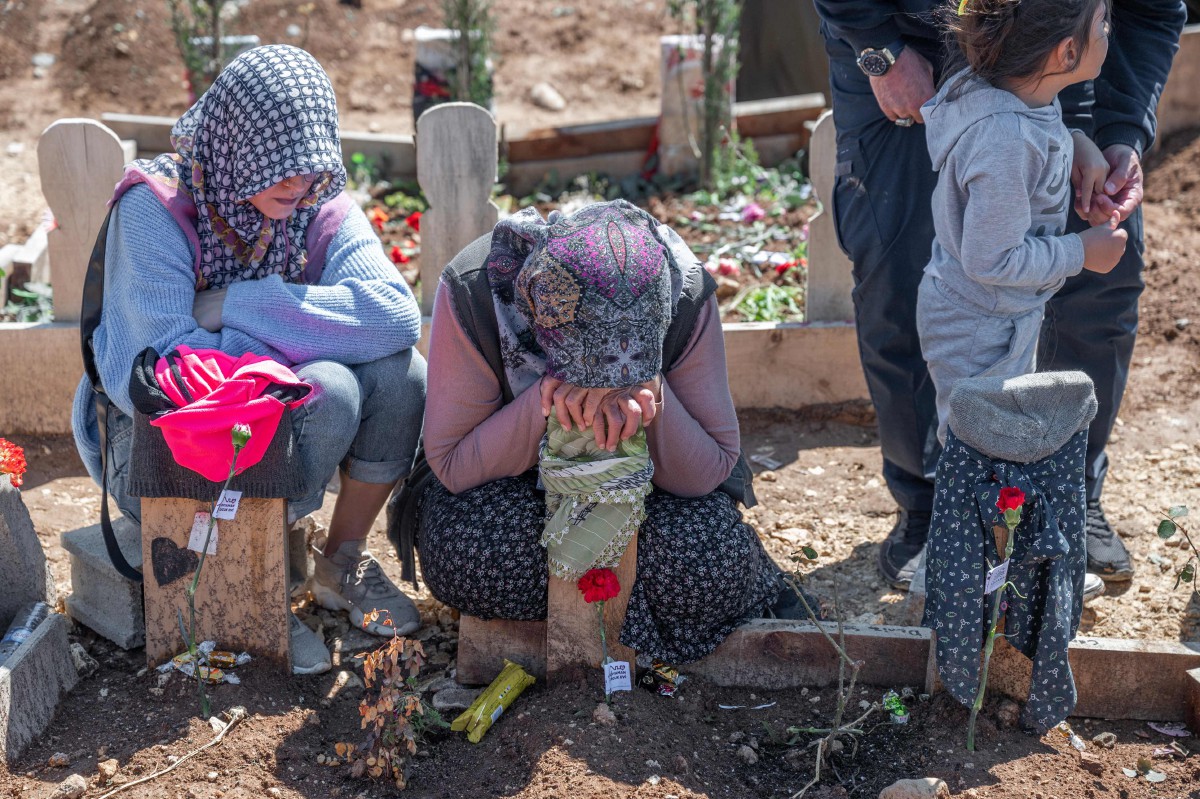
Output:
[860, 51, 890, 77]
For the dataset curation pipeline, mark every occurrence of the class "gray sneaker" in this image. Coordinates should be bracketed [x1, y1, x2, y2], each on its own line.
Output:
[290, 613, 332, 675]
[311, 540, 421, 637]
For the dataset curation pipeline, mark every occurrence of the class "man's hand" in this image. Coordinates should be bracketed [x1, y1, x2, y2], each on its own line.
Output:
[869, 48, 936, 124]
[1079, 144, 1143, 226]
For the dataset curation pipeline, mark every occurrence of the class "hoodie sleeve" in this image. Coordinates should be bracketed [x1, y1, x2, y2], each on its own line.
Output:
[1093, 0, 1187, 154]
[957, 134, 1085, 289]
[812, 0, 903, 53]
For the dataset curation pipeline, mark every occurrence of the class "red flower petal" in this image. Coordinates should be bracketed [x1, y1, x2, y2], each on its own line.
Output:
[996, 486, 1025, 512]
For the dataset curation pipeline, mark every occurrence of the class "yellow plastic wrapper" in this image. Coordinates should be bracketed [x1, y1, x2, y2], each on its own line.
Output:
[451, 660, 535, 744]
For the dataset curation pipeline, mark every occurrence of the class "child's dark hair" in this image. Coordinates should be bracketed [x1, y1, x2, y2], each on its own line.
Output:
[944, 0, 1109, 87]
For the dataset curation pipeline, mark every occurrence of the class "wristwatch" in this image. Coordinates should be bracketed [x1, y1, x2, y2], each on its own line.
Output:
[857, 39, 906, 77]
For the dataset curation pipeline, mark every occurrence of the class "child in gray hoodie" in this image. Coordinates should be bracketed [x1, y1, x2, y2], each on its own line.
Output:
[917, 0, 1129, 440]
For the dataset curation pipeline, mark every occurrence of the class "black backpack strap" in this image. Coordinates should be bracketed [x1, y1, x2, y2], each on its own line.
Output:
[81, 205, 143, 582]
[387, 232, 500, 589]
[440, 232, 514, 404]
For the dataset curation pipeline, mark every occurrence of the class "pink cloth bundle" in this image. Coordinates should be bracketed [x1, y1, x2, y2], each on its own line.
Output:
[150, 345, 311, 481]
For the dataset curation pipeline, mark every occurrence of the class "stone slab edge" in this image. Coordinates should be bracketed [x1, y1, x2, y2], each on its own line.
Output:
[1186, 667, 1200, 735]
[0, 614, 78, 763]
[687, 622, 1200, 722]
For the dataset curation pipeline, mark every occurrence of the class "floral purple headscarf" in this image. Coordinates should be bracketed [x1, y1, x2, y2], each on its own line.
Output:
[487, 200, 699, 391]
[121, 45, 347, 290]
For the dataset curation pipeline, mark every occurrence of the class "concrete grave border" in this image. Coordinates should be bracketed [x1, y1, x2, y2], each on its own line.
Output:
[0, 105, 863, 434]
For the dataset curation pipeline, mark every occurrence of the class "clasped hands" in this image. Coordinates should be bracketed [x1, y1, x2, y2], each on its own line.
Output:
[539, 375, 663, 452]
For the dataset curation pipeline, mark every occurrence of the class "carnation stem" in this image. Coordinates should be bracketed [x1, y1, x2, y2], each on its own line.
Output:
[184, 445, 243, 720]
[597, 601, 612, 705]
[967, 516, 1017, 752]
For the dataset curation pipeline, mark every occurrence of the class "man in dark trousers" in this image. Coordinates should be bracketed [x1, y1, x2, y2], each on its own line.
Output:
[812, 0, 1187, 589]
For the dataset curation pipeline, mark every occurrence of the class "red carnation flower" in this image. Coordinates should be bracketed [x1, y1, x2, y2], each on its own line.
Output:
[578, 568, 621, 604]
[390, 245, 410, 265]
[996, 487, 1025, 513]
[367, 206, 389, 232]
[405, 211, 422, 233]
[0, 438, 27, 489]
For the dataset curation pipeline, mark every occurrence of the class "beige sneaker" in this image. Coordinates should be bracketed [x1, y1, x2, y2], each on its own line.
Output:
[311, 540, 421, 637]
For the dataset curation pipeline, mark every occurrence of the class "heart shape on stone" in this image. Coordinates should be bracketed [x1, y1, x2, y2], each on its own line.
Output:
[151, 537, 199, 587]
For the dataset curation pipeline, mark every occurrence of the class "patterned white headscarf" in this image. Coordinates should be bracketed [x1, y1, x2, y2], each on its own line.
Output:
[126, 45, 347, 289]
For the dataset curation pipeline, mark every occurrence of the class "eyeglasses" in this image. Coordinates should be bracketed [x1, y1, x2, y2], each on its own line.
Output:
[279, 173, 320, 191]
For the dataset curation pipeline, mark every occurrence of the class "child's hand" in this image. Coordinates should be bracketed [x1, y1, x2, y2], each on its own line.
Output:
[1071, 132, 1110, 219]
[1078, 213, 1127, 274]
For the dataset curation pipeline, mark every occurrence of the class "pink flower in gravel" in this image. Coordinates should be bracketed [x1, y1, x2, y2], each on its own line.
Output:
[717, 258, 740, 277]
[741, 203, 766, 223]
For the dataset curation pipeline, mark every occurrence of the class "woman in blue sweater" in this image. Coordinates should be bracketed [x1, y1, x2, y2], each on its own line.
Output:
[70, 46, 425, 674]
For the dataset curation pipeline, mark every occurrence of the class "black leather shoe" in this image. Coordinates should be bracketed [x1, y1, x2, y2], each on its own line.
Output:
[765, 577, 824, 621]
[878, 510, 931, 590]
[1085, 500, 1135, 581]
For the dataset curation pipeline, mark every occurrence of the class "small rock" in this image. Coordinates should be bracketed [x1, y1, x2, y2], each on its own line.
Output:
[784, 747, 807, 771]
[267, 788, 283, 798]
[114, 41, 131, 56]
[671, 753, 689, 774]
[205, 770, 218, 782]
[737, 744, 758, 765]
[714, 274, 739, 300]
[1076, 750, 1104, 775]
[760, 471, 778, 482]
[1176, 318, 1191, 331]
[321, 669, 365, 707]
[530, 82, 566, 111]
[70, 643, 99, 678]
[286, 23, 302, 37]
[619, 74, 645, 91]
[728, 731, 745, 743]
[877, 777, 949, 799]
[97, 758, 119, 781]
[32, 52, 56, 68]
[5, 142, 24, 156]
[593, 702, 617, 727]
[995, 698, 1020, 729]
[47, 775, 87, 799]
[432, 688, 481, 713]
[1092, 731, 1117, 749]
[422, 676, 461, 695]
[427, 651, 452, 668]
[48, 752, 70, 767]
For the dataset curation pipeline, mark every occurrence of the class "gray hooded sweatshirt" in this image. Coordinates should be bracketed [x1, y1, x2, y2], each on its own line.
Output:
[922, 71, 1085, 316]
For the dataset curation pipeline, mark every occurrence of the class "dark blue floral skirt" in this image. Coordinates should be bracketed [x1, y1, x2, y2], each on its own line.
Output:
[416, 472, 783, 664]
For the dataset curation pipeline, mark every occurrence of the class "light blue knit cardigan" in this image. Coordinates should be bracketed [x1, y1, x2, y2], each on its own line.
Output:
[71, 183, 422, 484]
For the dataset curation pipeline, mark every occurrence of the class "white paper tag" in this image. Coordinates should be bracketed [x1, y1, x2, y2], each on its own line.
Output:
[985, 560, 1010, 594]
[603, 660, 633, 694]
[187, 512, 218, 555]
[213, 490, 243, 521]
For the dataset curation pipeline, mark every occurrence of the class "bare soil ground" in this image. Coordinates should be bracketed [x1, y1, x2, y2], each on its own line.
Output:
[0, 0, 668, 248]
[1, 2, 1199, 798]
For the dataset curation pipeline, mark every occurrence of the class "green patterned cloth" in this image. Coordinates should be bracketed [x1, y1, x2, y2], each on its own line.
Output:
[539, 414, 653, 580]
